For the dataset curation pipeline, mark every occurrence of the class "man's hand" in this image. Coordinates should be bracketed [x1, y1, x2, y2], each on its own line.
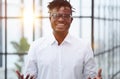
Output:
[88, 68, 102, 79]
[16, 70, 35, 79]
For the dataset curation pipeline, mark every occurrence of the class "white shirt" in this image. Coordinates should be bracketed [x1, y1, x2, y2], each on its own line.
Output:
[24, 34, 97, 79]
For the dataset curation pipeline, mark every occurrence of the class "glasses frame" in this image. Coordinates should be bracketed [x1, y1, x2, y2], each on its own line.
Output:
[50, 13, 72, 20]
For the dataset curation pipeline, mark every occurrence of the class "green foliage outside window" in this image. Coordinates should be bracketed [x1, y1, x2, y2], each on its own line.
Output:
[11, 37, 30, 73]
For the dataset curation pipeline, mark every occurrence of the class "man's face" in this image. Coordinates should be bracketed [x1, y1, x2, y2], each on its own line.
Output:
[49, 7, 73, 34]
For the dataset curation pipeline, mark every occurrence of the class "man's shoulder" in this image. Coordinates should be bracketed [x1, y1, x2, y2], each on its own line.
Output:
[32, 36, 48, 45]
[71, 35, 89, 43]
[28, 36, 50, 51]
[70, 35, 91, 47]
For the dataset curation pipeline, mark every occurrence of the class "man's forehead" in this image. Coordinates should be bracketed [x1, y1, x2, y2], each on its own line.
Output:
[52, 6, 71, 12]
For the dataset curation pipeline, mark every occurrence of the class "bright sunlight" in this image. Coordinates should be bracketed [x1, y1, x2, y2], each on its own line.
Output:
[23, 9, 36, 25]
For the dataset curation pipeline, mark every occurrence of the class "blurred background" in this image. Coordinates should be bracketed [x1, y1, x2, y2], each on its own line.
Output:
[0, 0, 120, 79]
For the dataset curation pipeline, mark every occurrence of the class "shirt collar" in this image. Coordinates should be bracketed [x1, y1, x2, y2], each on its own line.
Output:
[63, 33, 71, 44]
[48, 33, 72, 45]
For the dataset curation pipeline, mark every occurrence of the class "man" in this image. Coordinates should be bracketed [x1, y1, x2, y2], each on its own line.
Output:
[16, 0, 102, 79]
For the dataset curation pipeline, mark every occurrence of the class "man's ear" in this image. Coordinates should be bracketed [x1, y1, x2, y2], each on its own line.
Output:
[71, 17, 73, 22]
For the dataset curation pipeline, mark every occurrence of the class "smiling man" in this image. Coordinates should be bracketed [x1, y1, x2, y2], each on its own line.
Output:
[16, 0, 102, 79]
[49, 3, 73, 45]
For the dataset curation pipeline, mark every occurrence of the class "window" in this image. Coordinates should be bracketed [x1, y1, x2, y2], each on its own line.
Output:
[0, 0, 120, 79]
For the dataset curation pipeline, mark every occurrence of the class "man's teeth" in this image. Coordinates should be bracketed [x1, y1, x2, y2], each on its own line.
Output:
[58, 24, 64, 25]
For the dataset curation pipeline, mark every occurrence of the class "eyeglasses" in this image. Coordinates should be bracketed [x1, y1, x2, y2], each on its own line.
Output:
[50, 13, 72, 20]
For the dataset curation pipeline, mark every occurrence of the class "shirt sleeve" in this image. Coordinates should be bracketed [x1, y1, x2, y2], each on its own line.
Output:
[83, 42, 97, 79]
[24, 42, 38, 78]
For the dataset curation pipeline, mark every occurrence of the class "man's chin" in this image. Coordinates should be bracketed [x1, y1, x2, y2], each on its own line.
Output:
[54, 30, 66, 33]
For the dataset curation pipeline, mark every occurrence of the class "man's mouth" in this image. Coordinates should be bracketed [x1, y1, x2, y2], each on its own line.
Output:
[57, 24, 65, 26]
[56, 24, 65, 28]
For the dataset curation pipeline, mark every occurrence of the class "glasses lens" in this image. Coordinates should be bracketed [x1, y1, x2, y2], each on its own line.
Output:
[63, 14, 71, 19]
[51, 13, 58, 19]
[51, 13, 71, 19]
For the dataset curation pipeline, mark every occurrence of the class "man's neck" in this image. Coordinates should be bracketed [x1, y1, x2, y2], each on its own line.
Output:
[53, 32, 68, 45]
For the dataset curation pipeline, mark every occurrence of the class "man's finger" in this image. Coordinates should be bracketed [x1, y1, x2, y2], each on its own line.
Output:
[30, 75, 35, 79]
[16, 70, 22, 78]
[25, 74, 30, 79]
[21, 74, 24, 79]
[88, 76, 91, 79]
[98, 68, 102, 77]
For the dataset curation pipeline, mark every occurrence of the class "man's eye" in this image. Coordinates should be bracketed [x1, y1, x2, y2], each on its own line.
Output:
[64, 14, 71, 18]
[51, 13, 71, 19]
[52, 14, 57, 17]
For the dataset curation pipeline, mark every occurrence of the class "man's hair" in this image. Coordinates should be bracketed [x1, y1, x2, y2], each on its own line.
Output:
[47, 0, 74, 13]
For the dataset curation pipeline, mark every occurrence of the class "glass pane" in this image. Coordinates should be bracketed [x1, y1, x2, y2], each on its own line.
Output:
[0, 19, 5, 53]
[7, 0, 21, 17]
[7, 55, 27, 79]
[34, 0, 43, 17]
[42, 18, 52, 36]
[42, 0, 53, 16]
[7, 19, 29, 53]
[70, 18, 81, 38]
[70, 0, 81, 16]
[34, 18, 45, 39]
[80, 0, 91, 16]
[94, 19, 106, 53]
[1, 0, 5, 17]
[0, 55, 2, 67]
[23, 19, 33, 44]
[0, 19, 2, 52]
[80, 18, 91, 42]
[0, 55, 5, 79]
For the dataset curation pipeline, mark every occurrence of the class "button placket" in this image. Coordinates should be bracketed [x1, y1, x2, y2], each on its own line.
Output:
[58, 45, 62, 79]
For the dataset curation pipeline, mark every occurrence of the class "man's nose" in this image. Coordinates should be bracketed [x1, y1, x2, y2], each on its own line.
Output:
[57, 16, 65, 21]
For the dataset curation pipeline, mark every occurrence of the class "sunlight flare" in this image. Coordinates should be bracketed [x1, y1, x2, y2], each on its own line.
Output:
[23, 9, 36, 25]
